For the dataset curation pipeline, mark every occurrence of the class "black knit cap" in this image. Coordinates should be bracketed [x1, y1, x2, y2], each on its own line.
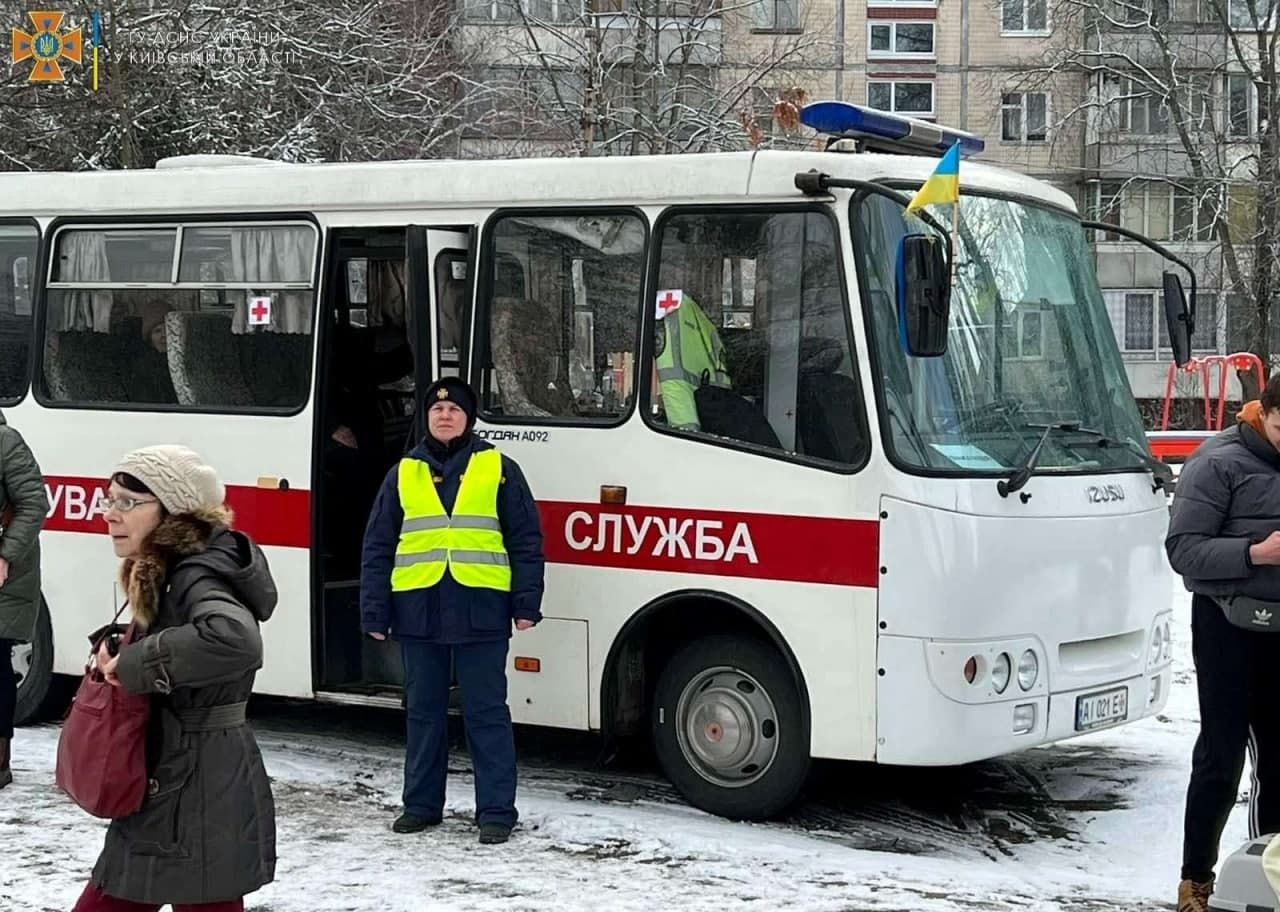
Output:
[424, 377, 478, 426]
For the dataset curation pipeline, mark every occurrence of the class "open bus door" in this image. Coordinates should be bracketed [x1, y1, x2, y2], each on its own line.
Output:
[314, 225, 473, 702]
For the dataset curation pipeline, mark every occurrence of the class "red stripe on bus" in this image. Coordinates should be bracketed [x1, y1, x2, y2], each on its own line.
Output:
[39, 476, 880, 586]
[537, 501, 881, 588]
[41, 475, 312, 549]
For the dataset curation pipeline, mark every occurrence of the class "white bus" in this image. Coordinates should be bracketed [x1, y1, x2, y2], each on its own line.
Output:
[6, 105, 1184, 820]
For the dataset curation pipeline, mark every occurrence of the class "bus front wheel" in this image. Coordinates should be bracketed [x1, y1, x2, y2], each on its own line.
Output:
[651, 634, 810, 820]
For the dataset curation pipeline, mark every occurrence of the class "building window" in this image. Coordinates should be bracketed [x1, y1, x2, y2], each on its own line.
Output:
[868, 22, 935, 57]
[753, 0, 800, 31]
[467, 0, 583, 20]
[41, 223, 317, 410]
[1001, 92, 1048, 142]
[867, 80, 935, 117]
[1107, 289, 1217, 355]
[1116, 0, 1173, 23]
[1002, 0, 1048, 32]
[1226, 74, 1263, 137]
[1101, 74, 1172, 135]
[1227, 0, 1275, 27]
[1091, 181, 1220, 243]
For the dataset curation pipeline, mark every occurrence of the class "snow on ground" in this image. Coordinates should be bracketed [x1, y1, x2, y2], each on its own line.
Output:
[1, 578, 1251, 911]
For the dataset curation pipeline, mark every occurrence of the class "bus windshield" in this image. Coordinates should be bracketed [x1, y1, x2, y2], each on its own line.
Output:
[853, 191, 1149, 475]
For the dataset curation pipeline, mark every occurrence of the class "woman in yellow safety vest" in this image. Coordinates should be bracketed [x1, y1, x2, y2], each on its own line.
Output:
[360, 377, 545, 845]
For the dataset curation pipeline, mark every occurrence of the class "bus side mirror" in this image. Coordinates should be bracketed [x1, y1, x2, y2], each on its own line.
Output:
[897, 234, 950, 357]
[1163, 271, 1192, 367]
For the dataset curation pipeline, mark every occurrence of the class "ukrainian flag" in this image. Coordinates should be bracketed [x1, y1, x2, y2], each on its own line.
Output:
[905, 141, 961, 214]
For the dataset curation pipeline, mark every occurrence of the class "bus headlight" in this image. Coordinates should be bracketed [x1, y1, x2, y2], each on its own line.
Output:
[992, 653, 1011, 694]
[1163, 621, 1172, 661]
[1017, 649, 1039, 691]
[1151, 626, 1163, 663]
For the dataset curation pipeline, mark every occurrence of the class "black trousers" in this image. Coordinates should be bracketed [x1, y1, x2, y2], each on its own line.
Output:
[1182, 595, 1280, 881]
[0, 639, 14, 739]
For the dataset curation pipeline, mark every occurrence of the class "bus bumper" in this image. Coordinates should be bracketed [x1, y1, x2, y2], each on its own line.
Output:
[874, 635, 1172, 766]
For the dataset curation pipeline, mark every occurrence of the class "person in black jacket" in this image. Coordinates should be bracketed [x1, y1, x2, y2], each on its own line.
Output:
[1166, 373, 1280, 912]
[0, 411, 49, 789]
[360, 377, 544, 844]
[75, 445, 276, 912]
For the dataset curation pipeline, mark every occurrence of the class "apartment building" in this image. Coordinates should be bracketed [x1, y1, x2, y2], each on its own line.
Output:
[458, 0, 1255, 409]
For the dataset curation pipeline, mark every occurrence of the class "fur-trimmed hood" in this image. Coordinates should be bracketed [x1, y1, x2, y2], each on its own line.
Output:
[121, 510, 277, 627]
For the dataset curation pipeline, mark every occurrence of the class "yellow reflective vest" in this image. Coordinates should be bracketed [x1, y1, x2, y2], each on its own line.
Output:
[391, 449, 512, 593]
[656, 293, 732, 431]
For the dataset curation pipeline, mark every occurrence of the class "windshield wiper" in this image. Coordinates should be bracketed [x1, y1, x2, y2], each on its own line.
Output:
[1041, 424, 1174, 494]
[997, 421, 1077, 499]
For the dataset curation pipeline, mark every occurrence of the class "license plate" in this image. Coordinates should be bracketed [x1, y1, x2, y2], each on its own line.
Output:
[1075, 686, 1129, 732]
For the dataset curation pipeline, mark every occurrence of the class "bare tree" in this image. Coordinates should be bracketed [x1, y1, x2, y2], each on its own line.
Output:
[1008, 0, 1279, 394]
[452, 0, 830, 156]
[0, 0, 483, 169]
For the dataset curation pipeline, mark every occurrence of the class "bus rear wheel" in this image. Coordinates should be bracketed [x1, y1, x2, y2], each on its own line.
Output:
[13, 598, 57, 725]
[651, 634, 809, 820]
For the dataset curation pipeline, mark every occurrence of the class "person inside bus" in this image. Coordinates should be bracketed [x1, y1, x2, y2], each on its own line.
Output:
[0, 411, 50, 790]
[655, 289, 732, 433]
[129, 299, 178, 405]
[76, 445, 276, 912]
[359, 377, 545, 845]
[1166, 373, 1280, 912]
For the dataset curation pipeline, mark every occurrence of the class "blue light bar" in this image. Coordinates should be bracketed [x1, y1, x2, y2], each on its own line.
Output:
[799, 101, 986, 156]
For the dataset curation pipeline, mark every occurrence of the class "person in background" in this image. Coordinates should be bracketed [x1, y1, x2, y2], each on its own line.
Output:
[1166, 373, 1280, 912]
[360, 377, 544, 845]
[0, 411, 49, 789]
[130, 300, 177, 405]
[73, 446, 276, 912]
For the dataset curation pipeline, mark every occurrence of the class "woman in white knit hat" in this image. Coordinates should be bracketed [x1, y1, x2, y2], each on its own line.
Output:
[72, 445, 277, 912]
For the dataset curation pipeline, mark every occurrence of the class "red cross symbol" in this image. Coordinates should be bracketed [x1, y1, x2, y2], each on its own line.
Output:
[249, 297, 271, 325]
[656, 289, 682, 318]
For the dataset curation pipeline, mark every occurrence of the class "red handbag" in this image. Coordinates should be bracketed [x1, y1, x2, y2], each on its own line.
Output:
[55, 615, 152, 819]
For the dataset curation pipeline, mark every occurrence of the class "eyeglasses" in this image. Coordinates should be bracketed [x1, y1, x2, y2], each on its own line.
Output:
[105, 494, 159, 513]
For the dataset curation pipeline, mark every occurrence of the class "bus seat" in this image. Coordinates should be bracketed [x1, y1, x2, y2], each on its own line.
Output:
[166, 311, 254, 407]
[797, 337, 862, 464]
[0, 313, 29, 397]
[490, 295, 574, 418]
[43, 329, 133, 402]
[240, 331, 311, 407]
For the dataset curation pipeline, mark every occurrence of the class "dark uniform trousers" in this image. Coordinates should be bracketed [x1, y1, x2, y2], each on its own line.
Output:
[402, 637, 518, 827]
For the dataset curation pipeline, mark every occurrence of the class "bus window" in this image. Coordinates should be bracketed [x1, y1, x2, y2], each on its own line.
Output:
[434, 250, 467, 372]
[41, 223, 317, 411]
[479, 212, 645, 422]
[0, 225, 37, 404]
[648, 209, 866, 466]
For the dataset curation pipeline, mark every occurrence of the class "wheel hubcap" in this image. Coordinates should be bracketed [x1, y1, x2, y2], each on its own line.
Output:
[11, 641, 32, 689]
[675, 665, 780, 789]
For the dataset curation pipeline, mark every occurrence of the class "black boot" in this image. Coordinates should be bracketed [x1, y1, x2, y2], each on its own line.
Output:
[0, 737, 11, 789]
[392, 812, 441, 834]
[479, 823, 511, 845]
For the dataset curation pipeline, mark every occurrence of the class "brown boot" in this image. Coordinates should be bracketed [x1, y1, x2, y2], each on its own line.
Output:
[0, 737, 10, 789]
[1178, 878, 1213, 912]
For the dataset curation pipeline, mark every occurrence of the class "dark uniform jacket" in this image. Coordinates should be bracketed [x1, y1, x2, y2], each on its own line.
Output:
[360, 434, 544, 642]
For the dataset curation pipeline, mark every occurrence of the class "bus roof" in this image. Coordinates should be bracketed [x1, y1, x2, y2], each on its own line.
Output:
[0, 149, 1078, 218]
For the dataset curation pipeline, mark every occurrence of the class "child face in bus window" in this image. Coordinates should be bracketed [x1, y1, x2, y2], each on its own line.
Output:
[427, 401, 467, 444]
[104, 482, 164, 560]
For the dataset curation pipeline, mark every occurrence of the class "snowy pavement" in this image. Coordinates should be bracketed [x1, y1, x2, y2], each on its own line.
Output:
[3, 579, 1246, 911]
